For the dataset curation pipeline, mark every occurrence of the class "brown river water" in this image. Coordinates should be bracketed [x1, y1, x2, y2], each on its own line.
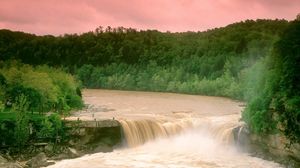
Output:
[48, 89, 282, 168]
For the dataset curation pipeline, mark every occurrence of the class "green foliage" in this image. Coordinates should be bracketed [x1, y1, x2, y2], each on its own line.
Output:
[38, 113, 64, 143]
[37, 117, 54, 139]
[241, 60, 268, 132]
[13, 94, 30, 150]
[241, 20, 300, 143]
[270, 20, 300, 143]
[6, 85, 43, 112]
[0, 61, 83, 149]
[0, 20, 288, 69]
[37, 65, 84, 112]
[0, 61, 83, 113]
[0, 120, 15, 147]
[48, 113, 64, 141]
[0, 73, 6, 86]
[76, 61, 242, 98]
[0, 112, 66, 149]
[0, 102, 4, 112]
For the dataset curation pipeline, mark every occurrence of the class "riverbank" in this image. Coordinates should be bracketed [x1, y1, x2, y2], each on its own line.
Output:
[0, 119, 122, 168]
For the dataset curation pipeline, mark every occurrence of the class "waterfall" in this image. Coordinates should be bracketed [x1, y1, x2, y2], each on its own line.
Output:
[118, 115, 242, 148]
[48, 115, 282, 168]
[118, 119, 193, 147]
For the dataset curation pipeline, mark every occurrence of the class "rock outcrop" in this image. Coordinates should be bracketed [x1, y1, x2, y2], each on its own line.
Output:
[233, 125, 300, 168]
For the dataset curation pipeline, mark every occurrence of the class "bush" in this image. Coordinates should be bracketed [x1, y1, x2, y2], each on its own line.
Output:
[37, 113, 64, 143]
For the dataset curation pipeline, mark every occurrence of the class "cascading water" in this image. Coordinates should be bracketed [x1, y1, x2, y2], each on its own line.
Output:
[118, 115, 239, 148]
[48, 115, 282, 168]
[119, 118, 193, 147]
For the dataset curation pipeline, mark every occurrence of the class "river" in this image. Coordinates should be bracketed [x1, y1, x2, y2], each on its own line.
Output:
[48, 89, 282, 168]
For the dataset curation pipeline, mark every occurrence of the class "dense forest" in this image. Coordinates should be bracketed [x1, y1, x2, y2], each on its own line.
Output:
[0, 18, 299, 145]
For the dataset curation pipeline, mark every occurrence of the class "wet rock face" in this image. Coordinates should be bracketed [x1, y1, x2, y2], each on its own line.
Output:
[67, 121, 122, 149]
[233, 125, 300, 168]
[232, 125, 251, 151]
[63, 120, 122, 158]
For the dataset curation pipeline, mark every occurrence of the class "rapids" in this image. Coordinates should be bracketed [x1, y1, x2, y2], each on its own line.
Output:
[48, 89, 282, 168]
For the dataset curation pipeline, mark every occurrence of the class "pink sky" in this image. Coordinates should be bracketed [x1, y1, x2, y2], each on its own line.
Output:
[0, 0, 299, 35]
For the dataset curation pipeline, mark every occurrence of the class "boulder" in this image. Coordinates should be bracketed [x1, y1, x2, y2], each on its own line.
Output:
[26, 152, 53, 168]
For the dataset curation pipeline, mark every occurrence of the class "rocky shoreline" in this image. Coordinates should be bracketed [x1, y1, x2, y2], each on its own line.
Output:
[0, 143, 117, 168]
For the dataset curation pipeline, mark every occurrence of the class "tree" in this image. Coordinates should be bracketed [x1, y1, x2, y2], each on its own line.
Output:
[13, 94, 30, 151]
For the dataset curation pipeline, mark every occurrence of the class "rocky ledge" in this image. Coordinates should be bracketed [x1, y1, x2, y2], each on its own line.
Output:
[233, 125, 300, 168]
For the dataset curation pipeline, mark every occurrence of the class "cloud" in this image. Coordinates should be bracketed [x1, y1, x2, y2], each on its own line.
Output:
[0, 0, 299, 35]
